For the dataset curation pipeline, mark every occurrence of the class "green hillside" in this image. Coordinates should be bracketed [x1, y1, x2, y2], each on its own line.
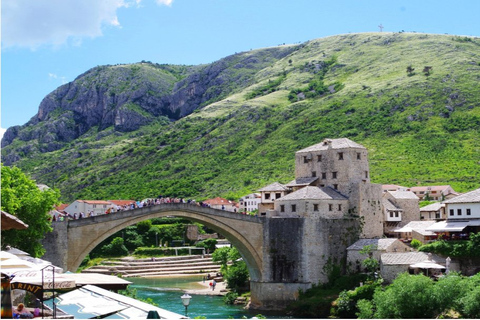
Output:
[2, 32, 480, 202]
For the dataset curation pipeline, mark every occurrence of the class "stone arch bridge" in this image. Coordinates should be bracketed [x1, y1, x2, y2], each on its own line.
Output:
[43, 203, 359, 310]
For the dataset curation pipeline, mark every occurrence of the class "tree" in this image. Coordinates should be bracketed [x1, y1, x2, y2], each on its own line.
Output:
[360, 245, 380, 280]
[406, 65, 415, 76]
[373, 273, 438, 318]
[212, 246, 231, 274]
[196, 238, 217, 253]
[101, 237, 129, 257]
[1, 165, 60, 257]
[423, 66, 432, 76]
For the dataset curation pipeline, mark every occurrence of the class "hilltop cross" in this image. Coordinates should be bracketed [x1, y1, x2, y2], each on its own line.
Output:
[378, 24, 384, 32]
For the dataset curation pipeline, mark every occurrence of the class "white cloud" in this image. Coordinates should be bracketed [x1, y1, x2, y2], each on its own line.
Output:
[1, 0, 137, 49]
[155, 0, 173, 6]
[0, 128, 6, 142]
[49, 73, 67, 84]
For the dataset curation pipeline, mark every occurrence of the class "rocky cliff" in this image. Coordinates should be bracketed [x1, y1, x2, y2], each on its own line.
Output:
[1, 45, 299, 158]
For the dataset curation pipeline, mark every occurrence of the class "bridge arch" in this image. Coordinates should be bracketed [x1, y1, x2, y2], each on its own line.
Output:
[58, 204, 265, 282]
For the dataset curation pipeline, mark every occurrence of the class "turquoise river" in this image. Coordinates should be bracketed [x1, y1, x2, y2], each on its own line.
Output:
[125, 276, 286, 319]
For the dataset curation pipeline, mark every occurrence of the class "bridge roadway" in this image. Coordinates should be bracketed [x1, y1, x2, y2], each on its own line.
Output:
[46, 203, 266, 282]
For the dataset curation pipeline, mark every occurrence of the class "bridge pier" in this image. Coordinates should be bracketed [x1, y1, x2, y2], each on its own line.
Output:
[249, 281, 310, 310]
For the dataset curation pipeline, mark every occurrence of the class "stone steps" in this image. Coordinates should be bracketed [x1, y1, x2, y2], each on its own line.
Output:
[82, 254, 221, 277]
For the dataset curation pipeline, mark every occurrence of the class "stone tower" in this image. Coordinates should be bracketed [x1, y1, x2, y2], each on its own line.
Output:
[291, 138, 383, 237]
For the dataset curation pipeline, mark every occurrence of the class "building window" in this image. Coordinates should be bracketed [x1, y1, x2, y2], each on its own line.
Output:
[457, 209, 462, 216]
[317, 155, 322, 162]
[338, 152, 343, 160]
[357, 153, 361, 160]
[329, 204, 333, 211]
[265, 193, 270, 200]
[280, 205, 285, 213]
[450, 209, 454, 216]
[390, 212, 394, 218]
[313, 204, 319, 211]
[365, 171, 369, 178]
[467, 208, 471, 216]
[322, 172, 327, 179]
[332, 172, 337, 179]
[93, 205, 97, 208]
[303, 156, 308, 163]
[320, 184, 325, 187]
[333, 184, 338, 190]
[338, 204, 342, 211]
[395, 212, 399, 217]
[276, 193, 281, 199]
[291, 204, 296, 212]
[312, 171, 316, 177]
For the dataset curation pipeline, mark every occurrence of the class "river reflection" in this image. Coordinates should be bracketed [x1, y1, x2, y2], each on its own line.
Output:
[125, 276, 255, 319]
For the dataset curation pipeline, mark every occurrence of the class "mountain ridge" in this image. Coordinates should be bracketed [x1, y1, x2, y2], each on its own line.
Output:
[2, 32, 479, 202]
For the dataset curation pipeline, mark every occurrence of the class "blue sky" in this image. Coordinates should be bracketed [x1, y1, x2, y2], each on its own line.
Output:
[2, 0, 479, 137]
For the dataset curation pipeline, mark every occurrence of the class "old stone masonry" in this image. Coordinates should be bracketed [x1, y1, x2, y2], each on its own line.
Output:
[251, 138, 384, 309]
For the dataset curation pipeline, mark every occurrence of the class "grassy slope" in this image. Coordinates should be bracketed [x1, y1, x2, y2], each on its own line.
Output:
[7, 33, 480, 202]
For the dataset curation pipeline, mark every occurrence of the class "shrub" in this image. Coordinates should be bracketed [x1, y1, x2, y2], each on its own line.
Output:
[410, 238, 422, 249]
[223, 291, 239, 305]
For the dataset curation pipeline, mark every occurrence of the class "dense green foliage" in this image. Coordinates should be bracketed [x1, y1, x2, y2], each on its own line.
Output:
[0, 165, 60, 257]
[360, 272, 480, 319]
[3, 33, 480, 203]
[419, 233, 480, 257]
[85, 217, 194, 260]
[212, 247, 249, 292]
[286, 274, 368, 318]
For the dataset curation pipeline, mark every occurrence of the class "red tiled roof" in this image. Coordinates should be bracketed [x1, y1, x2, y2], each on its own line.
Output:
[204, 197, 236, 206]
[55, 203, 69, 211]
[77, 200, 113, 205]
[108, 200, 136, 206]
[408, 185, 452, 192]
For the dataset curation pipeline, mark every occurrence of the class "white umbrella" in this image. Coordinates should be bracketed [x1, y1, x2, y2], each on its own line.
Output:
[410, 261, 446, 269]
[0, 251, 18, 261]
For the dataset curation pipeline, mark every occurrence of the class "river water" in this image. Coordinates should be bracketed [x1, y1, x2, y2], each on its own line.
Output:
[125, 276, 261, 319]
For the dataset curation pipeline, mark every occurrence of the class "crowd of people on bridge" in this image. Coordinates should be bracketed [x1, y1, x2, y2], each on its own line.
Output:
[52, 195, 257, 222]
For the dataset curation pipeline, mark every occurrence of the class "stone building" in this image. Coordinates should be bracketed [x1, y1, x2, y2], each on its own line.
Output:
[382, 190, 419, 236]
[347, 238, 410, 273]
[258, 182, 290, 214]
[256, 138, 385, 290]
[290, 138, 384, 238]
